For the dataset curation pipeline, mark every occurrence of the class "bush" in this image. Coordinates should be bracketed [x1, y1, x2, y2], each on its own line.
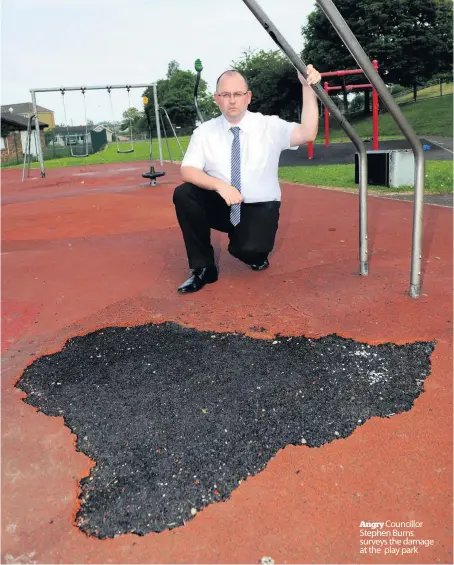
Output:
[389, 84, 407, 96]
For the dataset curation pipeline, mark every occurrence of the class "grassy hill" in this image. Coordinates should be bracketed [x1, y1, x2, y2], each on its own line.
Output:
[394, 82, 453, 104]
[321, 94, 453, 142]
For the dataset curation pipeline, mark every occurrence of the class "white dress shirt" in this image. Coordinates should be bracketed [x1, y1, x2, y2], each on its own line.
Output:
[181, 111, 299, 203]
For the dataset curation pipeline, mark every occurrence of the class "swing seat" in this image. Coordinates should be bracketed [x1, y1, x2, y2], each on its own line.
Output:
[117, 148, 134, 154]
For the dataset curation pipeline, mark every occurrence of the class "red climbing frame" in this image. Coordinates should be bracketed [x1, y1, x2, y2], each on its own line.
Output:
[307, 60, 379, 158]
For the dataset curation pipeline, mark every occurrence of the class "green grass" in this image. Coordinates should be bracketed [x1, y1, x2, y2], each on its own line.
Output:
[322, 95, 453, 143]
[278, 160, 453, 194]
[394, 82, 453, 104]
[2, 137, 190, 170]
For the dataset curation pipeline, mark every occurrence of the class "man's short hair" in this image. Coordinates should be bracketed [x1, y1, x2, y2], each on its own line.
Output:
[216, 70, 249, 92]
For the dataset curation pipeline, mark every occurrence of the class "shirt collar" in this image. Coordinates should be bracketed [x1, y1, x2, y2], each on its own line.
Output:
[220, 110, 252, 134]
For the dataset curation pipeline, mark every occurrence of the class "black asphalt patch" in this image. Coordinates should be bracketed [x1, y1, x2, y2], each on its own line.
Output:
[16, 323, 434, 539]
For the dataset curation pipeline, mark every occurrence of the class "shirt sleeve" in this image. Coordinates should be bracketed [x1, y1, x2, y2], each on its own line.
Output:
[181, 127, 206, 170]
[268, 115, 300, 152]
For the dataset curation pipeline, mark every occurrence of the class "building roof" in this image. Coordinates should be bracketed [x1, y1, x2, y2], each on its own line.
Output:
[53, 124, 114, 135]
[1, 112, 48, 131]
[1, 102, 53, 114]
[93, 124, 114, 133]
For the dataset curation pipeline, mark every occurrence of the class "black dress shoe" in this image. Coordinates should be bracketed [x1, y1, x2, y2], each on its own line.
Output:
[250, 258, 269, 271]
[177, 265, 218, 293]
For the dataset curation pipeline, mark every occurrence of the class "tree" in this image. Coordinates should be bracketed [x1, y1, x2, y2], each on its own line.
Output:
[142, 63, 218, 132]
[122, 108, 141, 120]
[121, 107, 142, 133]
[302, 0, 453, 102]
[232, 49, 301, 121]
[44, 128, 56, 145]
[166, 60, 180, 79]
[198, 96, 219, 123]
[349, 92, 365, 113]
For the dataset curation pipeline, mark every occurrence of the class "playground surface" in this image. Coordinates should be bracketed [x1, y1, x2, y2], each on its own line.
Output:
[2, 162, 452, 564]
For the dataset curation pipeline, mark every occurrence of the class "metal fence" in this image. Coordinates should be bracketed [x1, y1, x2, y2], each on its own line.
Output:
[392, 77, 453, 104]
[128, 127, 193, 141]
[1, 142, 95, 167]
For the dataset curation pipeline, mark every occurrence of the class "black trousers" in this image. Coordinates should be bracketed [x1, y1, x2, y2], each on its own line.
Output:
[173, 182, 281, 269]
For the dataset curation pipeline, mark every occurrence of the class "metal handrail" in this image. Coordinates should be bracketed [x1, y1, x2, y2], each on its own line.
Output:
[316, 0, 424, 298]
[241, 0, 369, 277]
[242, 0, 426, 298]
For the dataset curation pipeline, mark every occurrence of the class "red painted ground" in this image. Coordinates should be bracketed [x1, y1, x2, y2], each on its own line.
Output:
[2, 161, 452, 564]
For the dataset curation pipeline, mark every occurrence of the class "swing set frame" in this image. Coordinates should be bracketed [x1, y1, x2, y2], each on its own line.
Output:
[28, 83, 163, 178]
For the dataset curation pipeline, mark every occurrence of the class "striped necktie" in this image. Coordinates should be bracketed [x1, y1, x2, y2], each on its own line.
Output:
[230, 126, 241, 226]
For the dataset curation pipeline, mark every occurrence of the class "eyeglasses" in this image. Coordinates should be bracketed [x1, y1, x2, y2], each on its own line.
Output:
[216, 91, 249, 99]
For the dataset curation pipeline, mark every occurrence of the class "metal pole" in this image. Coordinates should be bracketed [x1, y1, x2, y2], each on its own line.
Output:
[372, 60, 379, 151]
[372, 86, 379, 150]
[160, 109, 172, 163]
[31, 83, 156, 93]
[27, 119, 34, 177]
[241, 0, 369, 277]
[13, 132, 19, 165]
[32, 126, 40, 172]
[143, 102, 154, 165]
[315, 0, 424, 298]
[153, 83, 163, 166]
[324, 82, 330, 147]
[308, 141, 313, 160]
[21, 116, 32, 182]
[194, 59, 205, 124]
[161, 106, 185, 158]
[31, 90, 45, 177]
[321, 68, 364, 77]
[328, 84, 373, 91]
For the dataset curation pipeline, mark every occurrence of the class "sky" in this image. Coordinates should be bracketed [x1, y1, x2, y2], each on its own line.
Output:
[1, 0, 315, 126]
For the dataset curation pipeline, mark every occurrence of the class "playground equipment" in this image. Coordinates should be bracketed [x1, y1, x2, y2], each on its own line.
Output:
[159, 106, 185, 163]
[27, 83, 164, 179]
[23, 88, 92, 178]
[307, 61, 379, 159]
[141, 95, 166, 186]
[21, 114, 40, 182]
[107, 86, 135, 154]
[60, 88, 90, 157]
[242, 0, 425, 299]
[194, 59, 205, 124]
[141, 101, 184, 183]
[322, 61, 379, 149]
